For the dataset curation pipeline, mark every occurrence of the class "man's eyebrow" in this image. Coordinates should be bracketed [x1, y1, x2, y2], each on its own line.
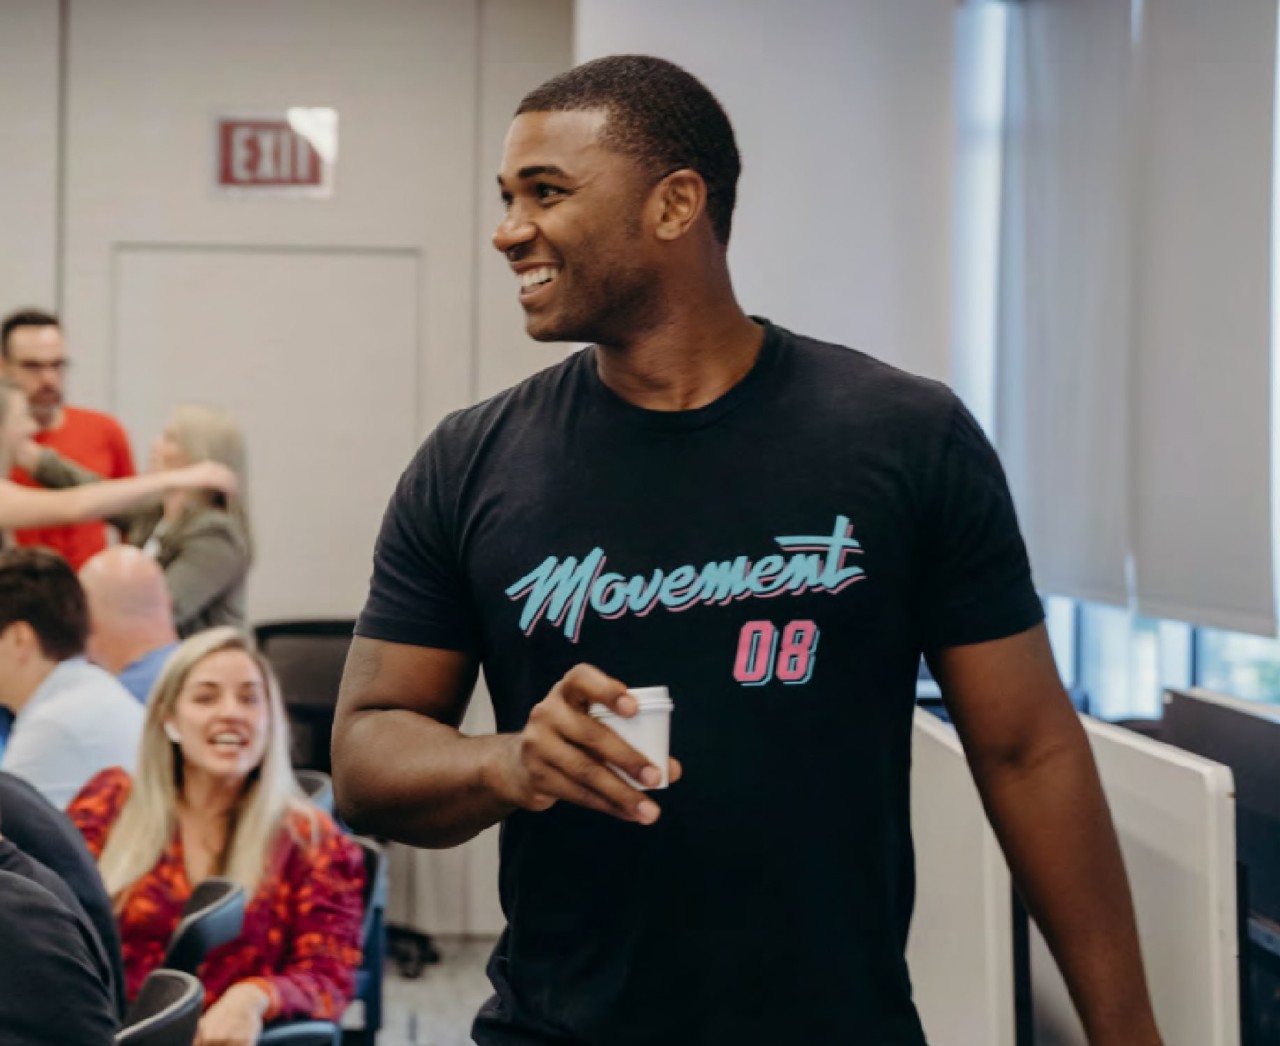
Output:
[497, 164, 572, 188]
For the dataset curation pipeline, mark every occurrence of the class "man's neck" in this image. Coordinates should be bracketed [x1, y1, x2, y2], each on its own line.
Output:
[1, 658, 60, 716]
[110, 627, 177, 675]
[35, 407, 65, 433]
[593, 295, 764, 412]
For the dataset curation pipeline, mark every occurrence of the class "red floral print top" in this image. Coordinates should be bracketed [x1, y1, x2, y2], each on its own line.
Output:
[68, 767, 364, 1021]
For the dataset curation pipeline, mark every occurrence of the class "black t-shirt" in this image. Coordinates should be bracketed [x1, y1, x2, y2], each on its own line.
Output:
[0, 770, 125, 1017]
[0, 865, 117, 1045]
[357, 321, 1044, 1045]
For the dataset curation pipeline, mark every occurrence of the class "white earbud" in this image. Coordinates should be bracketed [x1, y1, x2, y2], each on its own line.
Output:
[164, 722, 181, 744]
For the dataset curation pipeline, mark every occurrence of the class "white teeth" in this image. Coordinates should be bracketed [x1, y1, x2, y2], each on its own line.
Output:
[212, 733, 244, 745]
[518, 266, 558, 290]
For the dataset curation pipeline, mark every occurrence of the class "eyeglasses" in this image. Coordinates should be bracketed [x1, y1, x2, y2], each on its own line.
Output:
[10, 359, 70, 375]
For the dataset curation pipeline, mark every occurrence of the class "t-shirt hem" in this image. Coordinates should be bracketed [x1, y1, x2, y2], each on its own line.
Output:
[923, 589, 1045, 650]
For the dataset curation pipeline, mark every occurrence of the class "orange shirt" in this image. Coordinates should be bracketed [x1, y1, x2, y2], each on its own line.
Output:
[68, 767, 365, 1022]
[11, 405, 136, 569]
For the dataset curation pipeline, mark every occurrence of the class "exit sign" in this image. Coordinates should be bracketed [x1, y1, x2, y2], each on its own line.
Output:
[215, 109, 337, 197]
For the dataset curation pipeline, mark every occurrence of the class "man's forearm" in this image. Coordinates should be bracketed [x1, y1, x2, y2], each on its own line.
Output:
[334, 708, 519, 848]
[973, 728, 1161, 1045]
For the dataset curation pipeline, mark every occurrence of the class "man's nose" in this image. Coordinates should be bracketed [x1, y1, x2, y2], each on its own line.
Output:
[493, 213, 535, 256]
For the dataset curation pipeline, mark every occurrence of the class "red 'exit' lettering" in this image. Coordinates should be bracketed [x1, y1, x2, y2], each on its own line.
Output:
[217, 120, 322, 187]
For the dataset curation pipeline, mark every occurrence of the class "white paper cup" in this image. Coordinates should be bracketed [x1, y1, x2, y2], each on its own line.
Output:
[588, 686, 673, 790]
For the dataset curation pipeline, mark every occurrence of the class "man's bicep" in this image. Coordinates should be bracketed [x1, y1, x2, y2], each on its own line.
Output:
[336, 634, 480, 730]
[929, 624, 1079, 772]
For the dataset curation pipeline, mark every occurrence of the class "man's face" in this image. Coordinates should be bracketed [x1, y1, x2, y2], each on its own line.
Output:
[494, 110, 662, 344]
[2, 325, 67, 427]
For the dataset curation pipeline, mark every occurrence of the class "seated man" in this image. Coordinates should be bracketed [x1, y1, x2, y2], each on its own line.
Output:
[0, 769, 126, 1017]
[0, 548, 143, 808]
[79, 545, 179, 702]
[0, 836, 117, 1046]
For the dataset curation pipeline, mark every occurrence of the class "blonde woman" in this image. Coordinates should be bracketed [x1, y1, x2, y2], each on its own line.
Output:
[0, 379, 234, 540]
[67, 627, 364, 1046]
[30, 404, 253, 635]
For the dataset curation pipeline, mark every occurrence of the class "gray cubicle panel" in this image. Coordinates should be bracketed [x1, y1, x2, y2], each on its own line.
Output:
[908, 709, 1017, 1046]
[1029, 715, 1239, 1046]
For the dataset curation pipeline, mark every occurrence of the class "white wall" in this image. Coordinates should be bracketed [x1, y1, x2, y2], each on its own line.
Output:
[52, 0, 571, 623]
[575, 0, 955, 380]
[0, 0, 60, 309]
[0, 0, 573, 938]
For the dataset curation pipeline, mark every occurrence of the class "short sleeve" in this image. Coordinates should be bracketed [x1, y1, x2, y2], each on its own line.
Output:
[355, 428, 481, 652]
[66, 768, 132, 858]
[916, 400, 1045, 650]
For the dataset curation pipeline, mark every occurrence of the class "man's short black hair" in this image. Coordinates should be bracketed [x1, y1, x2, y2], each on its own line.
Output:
[0, 548, 88, 661]
[516, 55, 741, 246]
[1, 309, 60, 359]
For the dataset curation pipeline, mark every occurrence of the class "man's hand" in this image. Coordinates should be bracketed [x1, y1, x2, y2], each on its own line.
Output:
[489, 664, 683, 825]
[193, 981, 267, 1046]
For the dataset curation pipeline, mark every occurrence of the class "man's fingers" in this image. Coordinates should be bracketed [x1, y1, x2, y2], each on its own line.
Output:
[539, 697, 657, 783]
[558, 664, 637, 717]
[532, 751, 659, 823]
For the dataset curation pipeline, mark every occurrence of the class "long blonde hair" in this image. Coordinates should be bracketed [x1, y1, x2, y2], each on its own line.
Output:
[166, 404, 254, 558]
[98, 627, 310, 905]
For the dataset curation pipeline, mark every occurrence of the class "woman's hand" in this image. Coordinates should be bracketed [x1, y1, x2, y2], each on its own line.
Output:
[12, 440, 42, 474]
[193, 982, 268, 1046]
[173, 460, 238, 495]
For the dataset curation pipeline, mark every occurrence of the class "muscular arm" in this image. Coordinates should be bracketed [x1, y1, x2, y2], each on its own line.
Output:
[331, 636, 513, 847]
[930, 624, 1161, 1046]
[332, 637, 677, 847]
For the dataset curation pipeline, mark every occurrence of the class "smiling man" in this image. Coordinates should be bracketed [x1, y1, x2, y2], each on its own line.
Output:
[333, 55, 1163, 1045]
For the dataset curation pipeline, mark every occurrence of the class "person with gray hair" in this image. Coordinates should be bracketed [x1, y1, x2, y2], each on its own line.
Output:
[79, 545, 179, 703]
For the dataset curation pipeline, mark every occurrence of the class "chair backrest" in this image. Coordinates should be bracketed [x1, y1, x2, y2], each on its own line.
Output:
[255, 620, 354, 709]
[354, 836, 387, 935]
[295, 769, 334, 814]
[255, 620, 355, 772]
[116, 969, 204, 1046]
[0, 770, 129, 1019]
[163, 877, 245, 975]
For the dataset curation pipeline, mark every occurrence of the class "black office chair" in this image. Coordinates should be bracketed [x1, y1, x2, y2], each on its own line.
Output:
[163, 878, 246, 975]
[350, 836, 388, 1046]
[263, 836, 387, 1046]
[115, 969, 204, 1046]
[254, 620, 355, 773]
[295, 769, 334, 815]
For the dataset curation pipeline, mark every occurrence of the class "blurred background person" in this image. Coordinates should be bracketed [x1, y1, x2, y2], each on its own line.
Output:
[79, 546, 179, 703]
[0, 548, 143, 808]
[67, 627, 364, 1044]
[29, 403, 253, 635]
[0, 378, 236, 540]
[0, 308, 135, 570]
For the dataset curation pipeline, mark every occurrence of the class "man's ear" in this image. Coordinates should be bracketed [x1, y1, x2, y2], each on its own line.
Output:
[651, 169, 708, 242]
[0, 621, 37, 658]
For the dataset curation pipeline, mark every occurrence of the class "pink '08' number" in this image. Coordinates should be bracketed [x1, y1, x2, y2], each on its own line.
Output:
[733, 620, 821, 686]
[776, 620, 820, 684]
[733, 621, 778, 685]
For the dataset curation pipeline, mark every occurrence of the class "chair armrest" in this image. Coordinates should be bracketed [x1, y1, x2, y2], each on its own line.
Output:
[257, 1019, 342, 1046]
